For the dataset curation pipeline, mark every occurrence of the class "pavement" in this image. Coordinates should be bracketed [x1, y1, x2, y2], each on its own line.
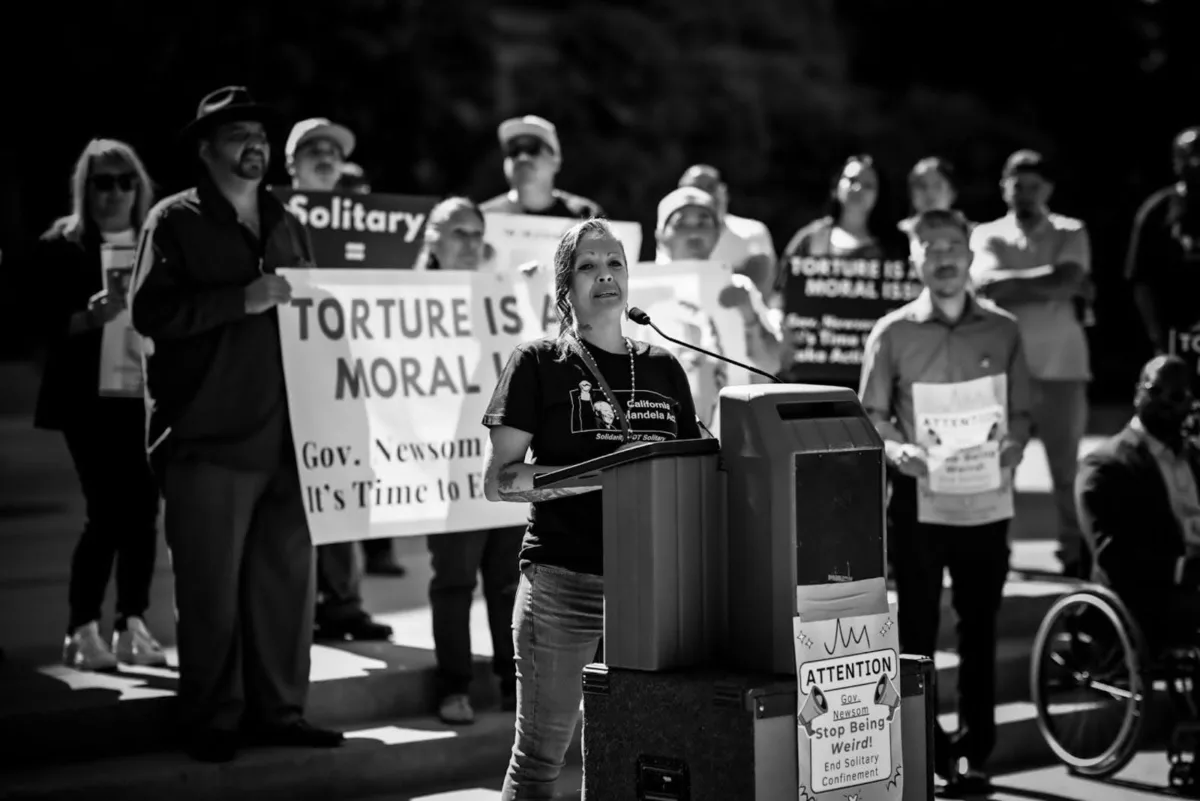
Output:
[0, 358, 1188, 799]
[358, 754, 1193, 800]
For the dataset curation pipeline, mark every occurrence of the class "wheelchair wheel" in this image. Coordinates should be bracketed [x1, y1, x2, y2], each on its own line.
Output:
[1031, 590, 1148, 777]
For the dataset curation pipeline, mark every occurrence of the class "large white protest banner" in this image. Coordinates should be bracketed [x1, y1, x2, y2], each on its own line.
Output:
[483, 212, 643, 278]
[278, 260, 751, 544]
[277, 268, 533, 544]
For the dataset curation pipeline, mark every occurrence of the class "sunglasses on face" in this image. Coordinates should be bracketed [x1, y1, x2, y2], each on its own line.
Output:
[91, 173, 137, 192]
[1143, 382, 1194, 405]
[506, 140, 548, 159]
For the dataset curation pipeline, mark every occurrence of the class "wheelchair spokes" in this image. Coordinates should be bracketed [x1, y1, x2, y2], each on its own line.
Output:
[1032, 592, 1147, 777]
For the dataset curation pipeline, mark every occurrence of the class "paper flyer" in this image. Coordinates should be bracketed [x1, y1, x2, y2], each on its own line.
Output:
[97, 244, 144, 398]
[912, 374, 1013, 525]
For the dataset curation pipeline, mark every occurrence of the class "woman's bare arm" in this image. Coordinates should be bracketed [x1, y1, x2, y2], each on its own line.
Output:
[483, 425, 601, 503]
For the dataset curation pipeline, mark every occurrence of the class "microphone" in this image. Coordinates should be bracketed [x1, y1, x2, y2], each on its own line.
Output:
[627, 306, 782, 384]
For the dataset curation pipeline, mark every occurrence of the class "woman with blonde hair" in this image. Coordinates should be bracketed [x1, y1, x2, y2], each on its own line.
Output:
[33, 138, 164, 671]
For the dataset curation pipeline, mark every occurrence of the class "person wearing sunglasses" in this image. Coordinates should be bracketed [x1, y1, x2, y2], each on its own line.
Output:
[1077, 354, 1200, 654]
[32, 138, 164, 673]
[480, 115, 603, 220]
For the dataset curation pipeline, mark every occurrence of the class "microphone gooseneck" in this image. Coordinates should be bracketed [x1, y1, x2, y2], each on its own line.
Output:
[626, 306, 782, 384]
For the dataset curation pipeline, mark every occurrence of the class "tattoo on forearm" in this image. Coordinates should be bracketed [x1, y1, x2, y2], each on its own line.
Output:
[497, 468, 517, 493]
[498, 487, 590, 502]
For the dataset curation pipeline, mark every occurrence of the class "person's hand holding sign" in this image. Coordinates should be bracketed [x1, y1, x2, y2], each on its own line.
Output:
[244, 274, 293, 315]
[87, 289, 125, 326]
[718, 273, 763, 320]
[998, 436, 1025, 469]
[889, 442, 929, 478]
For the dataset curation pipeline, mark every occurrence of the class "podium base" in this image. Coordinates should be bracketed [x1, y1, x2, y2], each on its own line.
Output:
[582, 665, 796, 801]
[580, 657, 935, 801]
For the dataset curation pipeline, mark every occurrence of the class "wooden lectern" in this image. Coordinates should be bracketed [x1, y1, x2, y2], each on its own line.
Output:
[535, 438, 726, 671]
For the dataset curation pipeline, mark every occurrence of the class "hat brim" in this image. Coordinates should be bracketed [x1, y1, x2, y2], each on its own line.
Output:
[293, 123, 356, 160]
[498, 120, 557, 153]
[180, 103, 283, 140]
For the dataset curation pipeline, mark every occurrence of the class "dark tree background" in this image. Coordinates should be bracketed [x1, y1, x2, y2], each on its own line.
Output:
[2, 0, 1195, 399]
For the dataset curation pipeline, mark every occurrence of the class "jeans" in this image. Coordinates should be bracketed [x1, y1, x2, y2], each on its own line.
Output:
[428, 526, 522, 697]
[1030, 378, 1088, 567]
[501, 563, 604, 801]
[61, 401, 160, 633]
[889, 477, 1010, 768]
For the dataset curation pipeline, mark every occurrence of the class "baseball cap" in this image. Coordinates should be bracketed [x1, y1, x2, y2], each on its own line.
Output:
[286, 118, 356, 162]
[497, 115, 561, 156]
[1002, 149, 1053, 181]
[678, 164, 723, 195]
[656, 186, 719, 233]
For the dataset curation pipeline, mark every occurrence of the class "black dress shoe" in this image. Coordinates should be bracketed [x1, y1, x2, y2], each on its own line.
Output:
[316, 616, 393, 642]
[364, 553, 407, 577]
[187, 729, 238, 763]
[248, 720, 344, 748]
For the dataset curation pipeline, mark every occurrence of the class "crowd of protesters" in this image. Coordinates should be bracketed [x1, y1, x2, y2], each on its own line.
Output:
[28, 83, 1200, 797]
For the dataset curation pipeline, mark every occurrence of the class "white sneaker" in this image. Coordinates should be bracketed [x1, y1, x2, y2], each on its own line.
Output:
[63, 621, 119, 672]
[438, 694, 475, 724]
[113, 617, 168, 667]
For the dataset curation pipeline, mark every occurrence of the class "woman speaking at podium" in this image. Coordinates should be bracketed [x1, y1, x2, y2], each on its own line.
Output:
[482, 218, 701, 799]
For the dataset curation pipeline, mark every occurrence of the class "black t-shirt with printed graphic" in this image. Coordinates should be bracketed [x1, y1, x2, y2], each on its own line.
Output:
[482, 335, 701, 576]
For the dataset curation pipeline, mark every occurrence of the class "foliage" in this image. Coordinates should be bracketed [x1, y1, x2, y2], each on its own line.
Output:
[4, 0, 1198, 390]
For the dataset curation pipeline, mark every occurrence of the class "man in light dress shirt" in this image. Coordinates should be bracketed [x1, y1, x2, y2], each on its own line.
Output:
[861, 208, 1033, 794]
[970, 150, 1093, 579]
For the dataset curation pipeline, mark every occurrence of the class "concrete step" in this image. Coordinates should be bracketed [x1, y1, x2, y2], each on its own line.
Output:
[0, 578, 1053, 767]
[940, 690, 1177, 776]
[0, 640, 504, 769]
[935, 635, 1032, 711]
[991, 750, 1189, 801]
[888, 572, 1074, 652]
[2, 620, 1158, 799]
[0, 710, 546, 801]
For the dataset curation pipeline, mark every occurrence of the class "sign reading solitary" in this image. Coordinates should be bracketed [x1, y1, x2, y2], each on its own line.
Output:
[273, 189, 438, 269]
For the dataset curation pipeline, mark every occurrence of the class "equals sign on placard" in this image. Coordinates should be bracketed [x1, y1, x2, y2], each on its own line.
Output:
[344, 242, 366, 262]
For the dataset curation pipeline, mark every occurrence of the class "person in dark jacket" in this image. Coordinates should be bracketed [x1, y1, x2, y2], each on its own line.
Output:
[130, 86, 342, 764]
[34, 138, 163, 672]
[1076, 355, 1200, 648]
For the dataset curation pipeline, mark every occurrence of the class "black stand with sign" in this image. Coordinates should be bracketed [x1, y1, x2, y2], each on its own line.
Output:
[581, 655, 935, 801]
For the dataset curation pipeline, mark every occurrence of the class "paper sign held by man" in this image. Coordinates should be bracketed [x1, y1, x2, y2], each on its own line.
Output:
[912, 374, 1013, 526]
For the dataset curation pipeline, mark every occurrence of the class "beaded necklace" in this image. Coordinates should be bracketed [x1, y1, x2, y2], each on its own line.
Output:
[573, 330, 636, 405]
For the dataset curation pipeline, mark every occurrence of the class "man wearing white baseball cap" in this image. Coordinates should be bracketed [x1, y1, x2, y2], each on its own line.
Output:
[284, 116, 394, 643]
[480, 115, 603, 219]
[285, 118, 355, 193]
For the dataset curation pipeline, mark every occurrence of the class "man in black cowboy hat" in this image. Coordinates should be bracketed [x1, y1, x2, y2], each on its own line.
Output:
[130, 86, 343, 763]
